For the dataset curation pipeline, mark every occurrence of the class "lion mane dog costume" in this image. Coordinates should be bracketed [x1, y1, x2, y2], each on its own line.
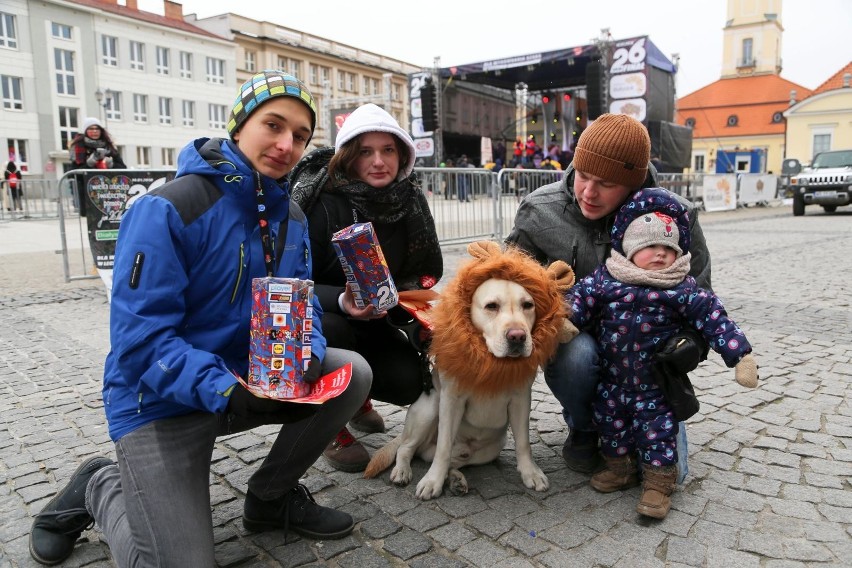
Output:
[364, 240, 577, 500]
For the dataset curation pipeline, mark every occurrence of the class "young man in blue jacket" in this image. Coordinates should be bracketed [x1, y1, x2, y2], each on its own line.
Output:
[29, 71, 372, 567]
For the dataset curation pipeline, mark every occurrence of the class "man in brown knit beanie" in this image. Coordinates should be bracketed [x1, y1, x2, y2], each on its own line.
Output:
[506, 113, 712, 482]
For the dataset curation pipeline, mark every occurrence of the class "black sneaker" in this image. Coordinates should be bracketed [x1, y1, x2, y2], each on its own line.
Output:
[29, 456, 115, 565]
[561, 429, 604, 474]
[243, 484, 354, 540]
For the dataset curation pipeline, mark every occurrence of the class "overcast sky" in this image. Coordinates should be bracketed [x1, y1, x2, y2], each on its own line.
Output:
[140, 0, 850, 96]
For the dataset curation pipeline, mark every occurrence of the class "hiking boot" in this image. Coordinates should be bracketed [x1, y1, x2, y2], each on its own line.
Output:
[637, 464, 678, 519]
[243, 484, 354, 539]
[561, 429, 603, 473]
[590, 455, 640, 493]
[29, 456, 115, 565]
[348, 399, 385, 434]
[322, 427, 370, 473]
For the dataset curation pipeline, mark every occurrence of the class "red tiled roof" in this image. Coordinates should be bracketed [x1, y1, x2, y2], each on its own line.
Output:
[675, 75, 813, 139]
[813, 61, 852, 94]
[67, 0, 221, 40]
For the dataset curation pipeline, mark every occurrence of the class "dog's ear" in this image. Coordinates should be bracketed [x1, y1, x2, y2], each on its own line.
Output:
[546, 260, 575, 292]
[468, 240, 502, 260]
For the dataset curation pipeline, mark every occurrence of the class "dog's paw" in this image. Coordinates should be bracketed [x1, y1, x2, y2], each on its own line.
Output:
[415, 475, 445, 500]
[389, 464, 412, 486]
[447, 469, 468, 496]
[520, 466, 549, 492]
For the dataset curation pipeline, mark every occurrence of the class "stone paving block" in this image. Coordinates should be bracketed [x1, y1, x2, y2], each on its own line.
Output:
[428, 521, 476, 552]
[408, 553, 468, 568]
[267, 539, 317, 567]
[382, 527, 432, 561]
[781, 538, 835, 562]
[497, 526, 550, 557]
[666, 535, 707, 566]
[397, 504, 450, 533]
[706, 545, 760, 567]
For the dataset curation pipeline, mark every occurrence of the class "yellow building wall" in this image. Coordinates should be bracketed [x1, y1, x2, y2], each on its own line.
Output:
[785, 91, 852, 164]
[691, 133, 785, 173]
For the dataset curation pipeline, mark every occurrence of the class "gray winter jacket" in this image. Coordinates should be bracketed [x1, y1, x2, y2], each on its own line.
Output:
[505, 165, 712, 290]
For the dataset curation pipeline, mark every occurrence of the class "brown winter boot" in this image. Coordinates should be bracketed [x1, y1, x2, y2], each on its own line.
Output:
[637, 464, 678, 519]
[323, 427, 370, 473]
[590, 455, 639, 493]
[349, 398, 385, 434]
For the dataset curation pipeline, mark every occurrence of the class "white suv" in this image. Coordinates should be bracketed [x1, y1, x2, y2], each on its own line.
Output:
[790, 150, 852, 216]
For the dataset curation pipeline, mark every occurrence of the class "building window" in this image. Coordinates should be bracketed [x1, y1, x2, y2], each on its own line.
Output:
[0, 12, 18, 49]
[685, 117, 696, 128]
[813, 133, 831, 156]
[309, 64, 318, 85]
[741, 38, 753, 67]
[289, 59, 300, 77]
[156, 46, 170, 75]
[209, 103, 227, 130]
[771, 111, 783, 123]
[245, 50, 256, 72]
[392, 83, 400, 101]
[362, 76, 369, 95]
[58, 106, 78, 150]
[130, 41, 145, 71]
[54, 48, 76, 95]
[133, 93, 148, 123]
[347, 73, 355, 93]
[726, 115, 738, 127]
[693, 154, 705, 172]
[159, 97, 172, 125]
[1, 75, 23, 110]
[179, 51, 193, 79]
[182, 100, 195, 127]
[105, 91, 121, 121]
[136, 146, 151, 167]
[337, 70, 345, 91]
[102, 35, 118, 66]
[7, 139, 28, 171]
[51, 22, 72, 40]
[206, 57, 225, 84]
[161, 147, 175, 167]
[320, 66, 330, 86]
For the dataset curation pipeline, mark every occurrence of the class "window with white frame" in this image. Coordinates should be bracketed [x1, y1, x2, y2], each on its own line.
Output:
[7, 139, 28, 171]
[161, 147, 175, 167]
[136, 146, 151, 167]
[813, 133, 832, 157]
[133, 93, 148, 123]
[277, 55, 286, 69]
[741, 38, 754, 66]
[130, 41, 145, 71]
[693, 154, 705, 172]
[245, 50, 256, 72]
[206, 57, 225, 84]
[105, 91, 121, 121]
[208, 103, 227, 130]
[337, 70, 346, 91]
[320, 66, 330, 86]
[182, 99, 195, 127]
[309, 64, 318, 85]
[1, 75, 23, 110]
[392, 83, 400, 101]
[58, 106, 78, 150]
[288, 59, 300, 77]
[54, 48, 76, 95]
[371, 78, 380, 95]
[102, 35, 118, 66]
[51, 22, 72, 40]
[347, 73, 355, 92]
[159, 97, 172, 125]
[179, 51, 193, 79]
[156, 46, 170, 75]
[0, 12, 17, 49]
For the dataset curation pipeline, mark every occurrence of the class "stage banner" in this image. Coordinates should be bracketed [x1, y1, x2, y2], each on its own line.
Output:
[701, 174, 738, 212]
[607, 36, 649, 123]
[83, 169, 175, 271]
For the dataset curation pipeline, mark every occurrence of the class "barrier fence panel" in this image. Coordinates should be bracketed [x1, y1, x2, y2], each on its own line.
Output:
[495, 168, 565, 241]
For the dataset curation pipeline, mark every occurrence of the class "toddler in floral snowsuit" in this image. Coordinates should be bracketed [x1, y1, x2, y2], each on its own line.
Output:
[568, 187, 758, 519]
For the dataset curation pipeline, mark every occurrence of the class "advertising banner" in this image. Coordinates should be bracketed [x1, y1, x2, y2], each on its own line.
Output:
[607, 36, 650, 123]
[408, 72, 435, 163]
[701, 174, 738, 212]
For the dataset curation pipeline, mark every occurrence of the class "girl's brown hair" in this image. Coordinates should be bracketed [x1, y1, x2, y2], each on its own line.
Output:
[328, 132, 409, 182]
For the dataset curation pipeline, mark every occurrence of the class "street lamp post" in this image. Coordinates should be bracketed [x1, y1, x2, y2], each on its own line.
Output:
[94, 87, 110, 130]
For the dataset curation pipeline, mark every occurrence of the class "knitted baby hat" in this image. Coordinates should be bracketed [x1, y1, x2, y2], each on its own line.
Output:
[572, 113, 650, 188]
[227, 70, 317, 139]
[622, 211, 683, 259]
[335, 103, 417, 179]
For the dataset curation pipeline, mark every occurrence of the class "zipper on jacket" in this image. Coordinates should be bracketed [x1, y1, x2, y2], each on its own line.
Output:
[231, 243, 245, 303]
[137, 393, 143, 414]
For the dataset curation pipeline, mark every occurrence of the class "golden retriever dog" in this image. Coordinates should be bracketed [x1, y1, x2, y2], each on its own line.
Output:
[364, 241, 577, 500]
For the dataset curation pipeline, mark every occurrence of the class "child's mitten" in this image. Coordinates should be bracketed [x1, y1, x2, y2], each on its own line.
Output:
[734, 354, 758, 388]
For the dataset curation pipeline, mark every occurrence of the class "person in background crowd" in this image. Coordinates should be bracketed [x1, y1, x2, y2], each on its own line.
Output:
[4, 160, 23, 212]
[29, 70, 372, 567]
[67, 117, 126, 215]
[505, 114, 711, 483]
[290, 103, 443, 473]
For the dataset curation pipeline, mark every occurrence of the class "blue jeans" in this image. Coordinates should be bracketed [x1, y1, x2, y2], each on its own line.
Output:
[86, 347, 372, 567]
[545, 332, 689, 483]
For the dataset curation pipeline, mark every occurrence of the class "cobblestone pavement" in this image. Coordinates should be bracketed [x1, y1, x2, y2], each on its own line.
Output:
[1, 203, 850, 567]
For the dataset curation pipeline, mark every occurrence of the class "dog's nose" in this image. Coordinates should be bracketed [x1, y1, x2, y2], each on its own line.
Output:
[506, 329, 527, 345]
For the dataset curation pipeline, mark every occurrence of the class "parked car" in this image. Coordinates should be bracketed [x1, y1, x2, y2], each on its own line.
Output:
[789, 150, 852, 216]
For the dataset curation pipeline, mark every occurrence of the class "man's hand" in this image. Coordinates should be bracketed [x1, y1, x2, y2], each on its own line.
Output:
[303, 355, 322, 384]
[653, 329, 708, 374]
[227, 383, 283, 416]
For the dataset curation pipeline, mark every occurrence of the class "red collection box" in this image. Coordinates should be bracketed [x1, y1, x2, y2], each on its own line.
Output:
[331, 222, 398, 311]
[247, 277, 314, 399]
